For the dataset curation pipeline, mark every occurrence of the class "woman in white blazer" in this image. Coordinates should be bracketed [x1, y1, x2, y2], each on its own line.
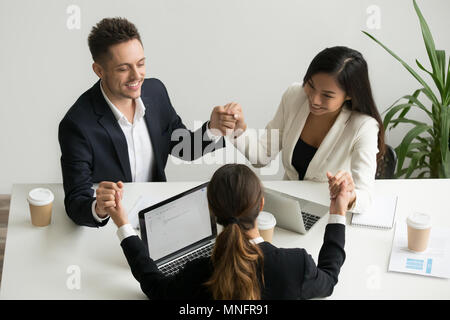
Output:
[221, 46, 386, 214]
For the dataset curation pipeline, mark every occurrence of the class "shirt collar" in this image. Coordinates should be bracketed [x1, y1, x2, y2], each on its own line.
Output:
[100, 81, 146, 122]
[249, 237, 265, 245]
[134, 98, 146, 120]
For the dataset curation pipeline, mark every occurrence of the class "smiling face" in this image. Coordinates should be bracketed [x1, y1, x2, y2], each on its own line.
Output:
[303, 72, 350, 117]
[93, 39, 146, 104]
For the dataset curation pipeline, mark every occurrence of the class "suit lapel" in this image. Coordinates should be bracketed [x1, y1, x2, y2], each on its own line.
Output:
[305, 106, 352, 178]
[92, 81, 132, 182]
[141, 94, 165, 180]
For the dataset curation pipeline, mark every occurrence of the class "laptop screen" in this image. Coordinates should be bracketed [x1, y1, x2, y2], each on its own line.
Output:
[138, 183, 216, 262]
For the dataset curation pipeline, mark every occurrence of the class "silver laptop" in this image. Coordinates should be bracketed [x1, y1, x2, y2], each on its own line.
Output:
[138, 182, 216, 276]
[263, 187, 329, 234]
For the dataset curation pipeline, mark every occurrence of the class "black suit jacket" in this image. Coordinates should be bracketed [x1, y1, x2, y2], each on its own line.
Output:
[121, 223, 346, 300]
[58, 78, 224, 227]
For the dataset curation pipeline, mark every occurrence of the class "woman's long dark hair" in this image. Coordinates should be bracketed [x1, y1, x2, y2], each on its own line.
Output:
[204, 164, 264, 300]
[303, 46, 386, 168]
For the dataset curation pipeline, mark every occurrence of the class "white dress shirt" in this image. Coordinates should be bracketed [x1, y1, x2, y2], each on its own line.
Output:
[92, 82, 156, 222]
[93, 82, 220, 223]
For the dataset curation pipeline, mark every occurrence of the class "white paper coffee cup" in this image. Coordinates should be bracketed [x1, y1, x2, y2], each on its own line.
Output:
[406, 212, 431, 252]
[257, 211, 276, 243]
[27, 188, 54, 227]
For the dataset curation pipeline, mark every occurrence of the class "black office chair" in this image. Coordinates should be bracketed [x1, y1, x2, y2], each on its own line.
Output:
[375, 144, 397, 179]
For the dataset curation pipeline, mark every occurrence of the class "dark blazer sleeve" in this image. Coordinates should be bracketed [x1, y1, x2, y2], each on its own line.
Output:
[58, 114, 109, 228]
[153, 79, 225, 161]
[120, 235, 210, 300]
[300, 223, 346, 299]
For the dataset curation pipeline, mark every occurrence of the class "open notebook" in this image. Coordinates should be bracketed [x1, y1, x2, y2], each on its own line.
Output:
[351, 194, 398, 229]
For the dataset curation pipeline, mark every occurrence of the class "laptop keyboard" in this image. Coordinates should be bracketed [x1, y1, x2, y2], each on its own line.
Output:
[159, 242, 214, 276]
[302, 212, 321, 231]
[158, 212, 320, 277]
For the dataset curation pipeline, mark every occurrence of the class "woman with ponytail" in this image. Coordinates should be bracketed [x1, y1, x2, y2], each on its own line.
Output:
[108, 163, 351, 299]
[204, 164, 265, 299]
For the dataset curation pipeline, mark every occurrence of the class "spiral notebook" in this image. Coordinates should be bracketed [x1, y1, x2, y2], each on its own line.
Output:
[351, 194, 398, 229]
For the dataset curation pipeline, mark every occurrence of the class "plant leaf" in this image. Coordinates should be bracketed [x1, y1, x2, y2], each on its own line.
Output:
[436, 50, 446, 96]
[389, 118, 434, 137]
[413, 0, 443, 86]
[394, 167, 409, 178]
[406, 142, 430, 152]
[443, 151, 450, 178]
[415, 59, 433, 76]
[383, 92, 434, 130]
[415, 136, 431, 144]
[406, 151, 428, 178]
[402, 94, 433, 118]
[383, 103, 415, 129]
[365, 0, 448, 179]
[386, 89, 425, 129]
[395, 124, 430, 173]
[400, 89, 423, 120]
[445, 56, 450, 106]
[362, 30, 439, 107]
[390, 118, 429, 128]
[440, 105, 450, 177]
[416, 170, 429, 178]
[416, 59, 444, 95]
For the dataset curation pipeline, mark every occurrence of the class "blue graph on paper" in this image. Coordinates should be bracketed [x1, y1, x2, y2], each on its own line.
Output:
[405, 258, 432, 273]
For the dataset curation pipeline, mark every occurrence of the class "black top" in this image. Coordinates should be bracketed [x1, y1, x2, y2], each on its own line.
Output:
[291, 137, 318, 180]
[120, 223, 346, 300]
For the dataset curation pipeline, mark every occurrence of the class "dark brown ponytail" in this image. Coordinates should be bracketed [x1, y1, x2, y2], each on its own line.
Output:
[204, 164, 264, 300]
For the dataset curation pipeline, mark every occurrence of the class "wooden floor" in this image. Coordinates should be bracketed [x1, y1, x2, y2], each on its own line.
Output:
[0, 195, 10, 288]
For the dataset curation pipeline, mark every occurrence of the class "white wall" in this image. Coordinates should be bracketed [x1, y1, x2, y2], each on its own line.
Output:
[1, 0, 449, 193]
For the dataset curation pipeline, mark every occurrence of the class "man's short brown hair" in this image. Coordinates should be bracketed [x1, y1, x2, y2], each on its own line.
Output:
[88, 17, 142, 63]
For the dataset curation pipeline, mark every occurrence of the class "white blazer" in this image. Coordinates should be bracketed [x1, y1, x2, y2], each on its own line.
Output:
[231, 83, 379, 214]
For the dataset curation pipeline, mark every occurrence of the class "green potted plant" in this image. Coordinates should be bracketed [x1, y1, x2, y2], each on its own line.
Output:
[363, 0, 449, 178]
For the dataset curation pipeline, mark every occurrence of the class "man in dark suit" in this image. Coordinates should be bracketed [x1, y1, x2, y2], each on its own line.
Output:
[58, 17, 235, 228]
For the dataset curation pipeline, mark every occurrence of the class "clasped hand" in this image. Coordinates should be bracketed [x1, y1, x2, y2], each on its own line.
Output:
[95, 181, 124, 218]
[209, 102, 247, 137]
[327, 170, 356, 214]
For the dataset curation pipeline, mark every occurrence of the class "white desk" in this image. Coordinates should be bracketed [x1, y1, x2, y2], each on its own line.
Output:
[1, 179, 449, 300]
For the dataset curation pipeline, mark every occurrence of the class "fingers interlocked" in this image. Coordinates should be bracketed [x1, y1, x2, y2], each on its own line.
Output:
[95, 181, 123, 213]
[327, 170, 355, 199]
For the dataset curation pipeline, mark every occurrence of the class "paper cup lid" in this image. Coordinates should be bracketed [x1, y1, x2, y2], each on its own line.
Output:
[257, 211, 276, 230]
[27, 188, 54, 206]
[406, 212, 431, 229]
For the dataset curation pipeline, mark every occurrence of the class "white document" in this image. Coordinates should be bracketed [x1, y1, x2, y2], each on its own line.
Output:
[351, 194, 398, 229]
[127, 195, 158, 229]
[388, 222, 450, 279]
